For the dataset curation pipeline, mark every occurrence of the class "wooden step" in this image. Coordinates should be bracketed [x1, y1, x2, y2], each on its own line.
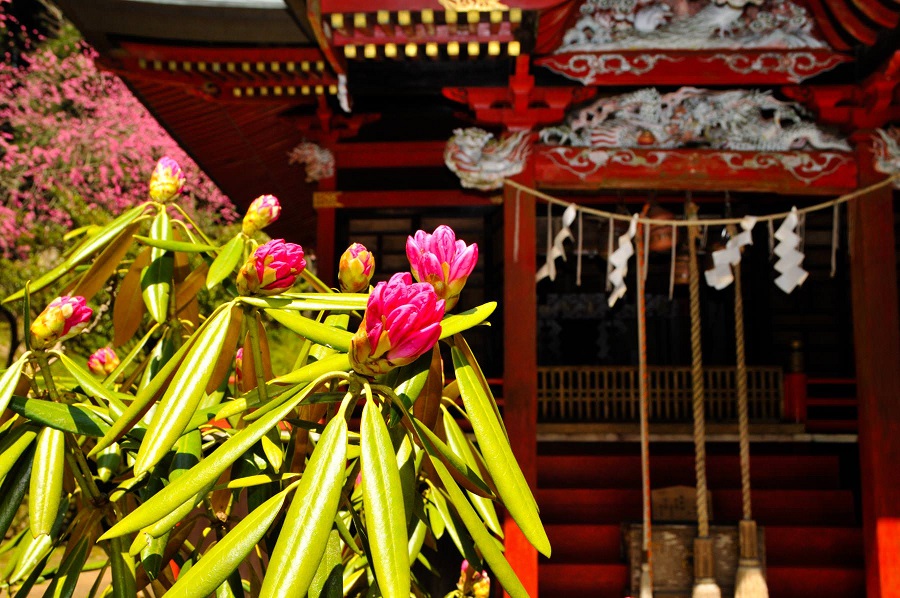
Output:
[538, 454, 843, 489]
[537, 563, 629, 598]
[543, 524, 622, 563]
[765, 526, 864, 567]
[767, 566, 865, 598]
[537, 489, 857, 526]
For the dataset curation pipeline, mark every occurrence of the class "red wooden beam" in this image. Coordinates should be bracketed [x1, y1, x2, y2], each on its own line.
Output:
[313, 189, 501, 209]
[320, 0, 564, 10]
[533, 147, 858, 194]
[333, 141, 447, 168]
[849, 135, 900, 598]
[536, 50, 851, 86]
[117, 42, 328, 65]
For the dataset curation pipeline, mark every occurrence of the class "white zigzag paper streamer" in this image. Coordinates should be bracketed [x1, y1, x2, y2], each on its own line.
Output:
[773, 207, 809, 293]
[536, 204, 578, 282]
[704, 216, 757, 290]
[607, 214, 639, 307]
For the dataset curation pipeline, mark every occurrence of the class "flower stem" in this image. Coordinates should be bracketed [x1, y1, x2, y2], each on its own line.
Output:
[247, 310, 269, 405]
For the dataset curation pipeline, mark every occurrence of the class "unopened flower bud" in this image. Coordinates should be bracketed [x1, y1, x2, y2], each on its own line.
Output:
[338, 243, 375, 293]
[234, 347, 244, 387]
[87, 347, 119, 376]
[242, 194, 281, 236]
[406, 225, 478, 310]
[148, 157, 185, 203]
[349, 272, 444, 377]
[30, 296, 92, 349]
[236, 239, 306, 296]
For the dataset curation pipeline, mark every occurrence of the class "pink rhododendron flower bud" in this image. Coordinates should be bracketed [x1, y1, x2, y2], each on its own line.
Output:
[406, 225, 478, 310]
[241, 194, 281, 236]
[457, 560, 490, 598]
[148, 156, 185, 203]
[349, 272, 444, 377]
[234, 348, 244, 387]
[236, 239, 306, 296]
[338, 242, 375, 293]
[87, 347, 119, 376]
[30, 296, 92, 349]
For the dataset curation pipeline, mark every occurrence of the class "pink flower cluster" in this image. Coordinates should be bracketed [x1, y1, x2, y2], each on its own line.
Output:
[87, 347, 119, 376]
[0, 38, 237, 259]
[30, 295, 93, 349]
[406, 225, 478, 310]
[236, 239, 306, 296]
[349, 272, 445, 377]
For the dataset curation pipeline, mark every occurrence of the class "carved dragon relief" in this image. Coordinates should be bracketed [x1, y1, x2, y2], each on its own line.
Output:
[540, 87, 850, 152]
[445, 128, 531, 191]
[557, 0, 826, 51]
[288, 142, 336, 183]
[874, 127, 900, 188]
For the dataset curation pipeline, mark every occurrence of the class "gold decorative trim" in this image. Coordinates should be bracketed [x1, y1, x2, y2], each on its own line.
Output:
[313, 191, 344, 209]
[437, 0, 509, 11]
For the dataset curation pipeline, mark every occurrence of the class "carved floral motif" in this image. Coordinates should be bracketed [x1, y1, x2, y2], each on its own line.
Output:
[288, 142, 335, 182]
[873, 128, 900, 188]
[538, 53, 683, 84]
[539, 87, 850, 152]
[700, 51, 848, 82]
[718, 151, 854, 183]
[558, 0, 826, 51]
[445, 128, 531, 190]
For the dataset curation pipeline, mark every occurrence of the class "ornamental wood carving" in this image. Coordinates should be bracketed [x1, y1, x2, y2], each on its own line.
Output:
[445, 128, 531, 190]
[288, 142, 336, 182]
[540, 87, 850, 152]
[874, 127, 900, 188]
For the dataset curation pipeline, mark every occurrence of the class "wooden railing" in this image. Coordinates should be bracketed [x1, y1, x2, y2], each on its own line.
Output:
[537, 365, 784, 423]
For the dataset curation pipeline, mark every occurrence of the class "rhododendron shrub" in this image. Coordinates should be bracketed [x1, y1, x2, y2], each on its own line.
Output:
[0, 9, 237, 291]
[0, 160, 548, 597]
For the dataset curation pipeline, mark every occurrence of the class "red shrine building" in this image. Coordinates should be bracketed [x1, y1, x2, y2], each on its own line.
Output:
[55, 0, 900, 596]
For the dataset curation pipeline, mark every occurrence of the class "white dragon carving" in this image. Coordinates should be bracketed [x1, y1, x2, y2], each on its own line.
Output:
[540, 87, 850, 152]
[445, 128, 531, 191]
[288, 142, 335, 183]
[874, 128, 900, 188]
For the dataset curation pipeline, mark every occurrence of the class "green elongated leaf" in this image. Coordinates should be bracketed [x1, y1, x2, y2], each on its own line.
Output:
[71, 221, 141, 303]
[10, 496, 69, 583]
[133, 235, 217, 253]
[108, 534, 137, 598]
[361, 402, 410, 598]
[45, 536, 90, 598]
[0, 444, 33, 540]
[9, 396, 110, 437]
[207, 234, 245, 290]
[104, 323, 160, 387]
[101, 376, 331, 539]
[452, 343, 549, 557]
[438, 302, 496, 340]
[390, 352, 432, 410]
[452, 335, 506, 439]
[271, 353, 352, 386]
[29, 427, 65, 537]
[411, 418, 493, 498]
[135, 305, 234, 475]
[442, 406, 503, 537]
[96, 443, 121, 483]
[4, 205, 146, 303]
[309, 529, 343, 598]
[89, 332, 196, 458]
[424, 480, 473, 564]
[139, 531, 169, 581]
[260, 417, 348, 598]
[0, 351, 30, 417]
[0, 425, 38, 482]
[53, 351, 128, 415]
[408, 518, 427, 562]
[239, 294, 368, 312]
[165, 485, 294, 598]
[141, 256, 174, 325]
[265, 309, 353, 352]
[430, 457, 530, 598]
